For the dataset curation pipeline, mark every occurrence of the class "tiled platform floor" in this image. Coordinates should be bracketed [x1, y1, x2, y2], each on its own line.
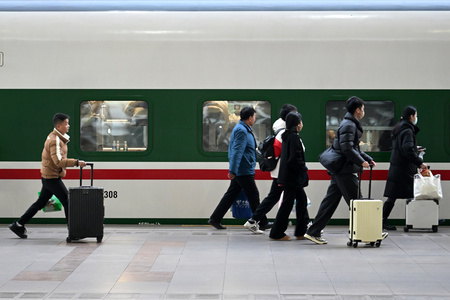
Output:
[1, 224, 450, 299]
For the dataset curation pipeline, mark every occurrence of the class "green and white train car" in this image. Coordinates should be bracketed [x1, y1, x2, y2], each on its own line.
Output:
[0, 1, 449, 225]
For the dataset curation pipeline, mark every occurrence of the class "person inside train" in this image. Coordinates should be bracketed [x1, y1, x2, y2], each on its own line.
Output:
[243, 103, 298, 234]
[208, 107, 262, 230]
[269, 112, 310, 241]
[8, 113, 87, 239]
[304, 96, 385, 244]
[382, 106, 427, 230]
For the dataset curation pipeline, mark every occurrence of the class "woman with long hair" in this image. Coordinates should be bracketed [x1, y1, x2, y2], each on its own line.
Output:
[269, 112, 309, 241]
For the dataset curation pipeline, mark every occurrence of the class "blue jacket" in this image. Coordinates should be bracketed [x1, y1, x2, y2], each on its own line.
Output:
[228, 120, 256, 176]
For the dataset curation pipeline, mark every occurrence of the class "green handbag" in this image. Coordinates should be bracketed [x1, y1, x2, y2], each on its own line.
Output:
[39, 193, 63, 212]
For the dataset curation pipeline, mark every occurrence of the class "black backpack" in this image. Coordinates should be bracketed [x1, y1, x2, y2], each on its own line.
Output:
[256, 128, 283, 172]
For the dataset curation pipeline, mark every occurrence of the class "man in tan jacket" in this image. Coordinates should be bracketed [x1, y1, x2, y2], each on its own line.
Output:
[9, 113, 87, 238]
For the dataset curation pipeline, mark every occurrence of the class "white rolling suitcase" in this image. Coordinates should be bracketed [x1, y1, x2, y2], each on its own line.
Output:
[404, 199, 439, 232]
[348, 166, 384, 248]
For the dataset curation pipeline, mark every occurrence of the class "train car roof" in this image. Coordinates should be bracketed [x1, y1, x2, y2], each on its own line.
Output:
[2, 0, 450, 11]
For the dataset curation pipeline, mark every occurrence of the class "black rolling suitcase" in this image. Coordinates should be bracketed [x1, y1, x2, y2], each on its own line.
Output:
[67, 163, 104, 243]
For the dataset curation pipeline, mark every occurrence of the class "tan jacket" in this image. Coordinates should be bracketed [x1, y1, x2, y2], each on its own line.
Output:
[41, 129, 78, 179]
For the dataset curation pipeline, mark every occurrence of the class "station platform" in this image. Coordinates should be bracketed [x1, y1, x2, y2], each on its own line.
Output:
[1, 224, 450, 299]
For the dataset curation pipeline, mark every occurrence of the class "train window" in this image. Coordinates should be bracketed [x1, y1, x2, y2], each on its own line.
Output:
[326, 100, 395, 152]
[80, 100, 148, 152]
[202, 101, 271, 152]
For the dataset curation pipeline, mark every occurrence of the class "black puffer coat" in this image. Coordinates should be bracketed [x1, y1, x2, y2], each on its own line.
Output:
[333, 112, 373, 174]
[277, 131, 308, 188]
[383, 120, 423, 199]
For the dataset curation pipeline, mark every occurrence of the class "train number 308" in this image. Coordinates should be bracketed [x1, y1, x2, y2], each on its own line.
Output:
[104, 191, 118, 198]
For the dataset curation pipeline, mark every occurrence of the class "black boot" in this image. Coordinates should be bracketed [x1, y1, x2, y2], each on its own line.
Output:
[383, 221, 397, 231]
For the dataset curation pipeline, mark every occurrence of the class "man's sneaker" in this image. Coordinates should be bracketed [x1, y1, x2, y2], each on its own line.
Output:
[244, 219, 264, 234]
[304, 233, 327, 244]
[9, 222, 27, 239]
[382, 232, 389, 240]
[307, 222, 324, 235]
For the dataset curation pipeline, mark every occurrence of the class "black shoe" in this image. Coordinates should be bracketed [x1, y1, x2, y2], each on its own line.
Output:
[208, 219, 227, 230]
[9, 222, 27, 238]
[383, 223, 397, 231]
[258, 222, 274, 231]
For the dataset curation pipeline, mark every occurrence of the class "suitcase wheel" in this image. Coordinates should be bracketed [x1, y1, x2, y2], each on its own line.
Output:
[375, 241, 381, 247]
[352, 242, 358, 248]
[66, 236, 72, 243]
[432, 225, 438, 233]
[96, 236, 103, 243]
[347, 240, 353, 247]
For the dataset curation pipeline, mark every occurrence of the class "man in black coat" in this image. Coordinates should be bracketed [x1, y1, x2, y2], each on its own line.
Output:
[304, 96, 377, 244]
[383, 106, 427, 230]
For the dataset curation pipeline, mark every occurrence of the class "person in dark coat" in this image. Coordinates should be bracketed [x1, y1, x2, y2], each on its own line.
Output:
[269, 112, 310, 241]
[383, 106, 427, 230]
[304, 96, 379, 244]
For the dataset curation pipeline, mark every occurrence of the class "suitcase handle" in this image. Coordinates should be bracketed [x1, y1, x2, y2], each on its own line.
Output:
[358, 164, 373, 199]
[79, 163, 94, 186]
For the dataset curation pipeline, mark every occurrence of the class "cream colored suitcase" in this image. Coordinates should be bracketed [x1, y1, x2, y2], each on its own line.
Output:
[348, 200, 383, 247]
[347, 166, 384, 248]
[404, 199, 439, 232]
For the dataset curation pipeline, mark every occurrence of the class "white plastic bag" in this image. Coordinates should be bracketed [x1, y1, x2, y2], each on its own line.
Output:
[414, 171, 443, 200]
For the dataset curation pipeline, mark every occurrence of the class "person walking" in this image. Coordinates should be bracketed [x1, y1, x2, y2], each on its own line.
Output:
[383, 106, 427, 230]
[243, 104, 297, 234]
[9, 113, 87, 239]
[208, 107, 262, 230]
[269, 112, 310, 241]
[304, 96, 379, 244]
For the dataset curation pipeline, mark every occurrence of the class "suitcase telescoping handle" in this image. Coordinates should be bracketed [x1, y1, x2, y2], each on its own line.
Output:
[358, 164, 373, 199]
[79, 163, 94, 187]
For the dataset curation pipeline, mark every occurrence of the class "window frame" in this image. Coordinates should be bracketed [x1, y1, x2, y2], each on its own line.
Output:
[199, 100, 272, 156]
[76, 98, 152, 157]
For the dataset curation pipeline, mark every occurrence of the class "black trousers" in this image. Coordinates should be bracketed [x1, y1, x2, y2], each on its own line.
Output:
[383, 197, 398, 222]
[269, 185, 309, 239]
[251, 178, 281, 226]
[18, 177, 69, 225]
[306, 173, 358, 237]
[210, 175, 266, 224]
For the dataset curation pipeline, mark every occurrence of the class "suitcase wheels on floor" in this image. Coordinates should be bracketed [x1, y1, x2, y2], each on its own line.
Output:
[66, 236, 102, 243]
[347, 240, 358, 248]
[66, 236, 76, 243]
[347, 239, 381, 248]
[404, 225, 438, 233]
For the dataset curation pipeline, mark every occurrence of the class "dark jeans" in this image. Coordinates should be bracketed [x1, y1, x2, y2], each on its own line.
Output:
[210, 175, 266, 224]
[269, 185, 309, 239]
[18, 177, 69, 225]
[251, 178, 282, 226]
[306, 173, 358, 237]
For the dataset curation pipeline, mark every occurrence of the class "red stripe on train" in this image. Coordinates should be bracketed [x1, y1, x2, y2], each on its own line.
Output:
[0, 169, 449, 181]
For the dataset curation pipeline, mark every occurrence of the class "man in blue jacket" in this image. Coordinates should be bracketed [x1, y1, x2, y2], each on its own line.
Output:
[209, 107, 262, 230]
